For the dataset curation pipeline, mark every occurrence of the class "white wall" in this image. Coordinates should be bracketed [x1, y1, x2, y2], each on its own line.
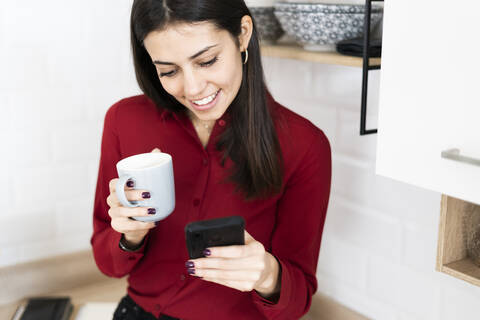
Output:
[262, 55, 480, 320]
[0, 0, 141, 266]
[1, 1, 480, 319]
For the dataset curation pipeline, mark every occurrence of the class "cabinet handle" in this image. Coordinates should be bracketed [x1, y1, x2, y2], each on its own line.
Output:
[441, 148, 480, 167]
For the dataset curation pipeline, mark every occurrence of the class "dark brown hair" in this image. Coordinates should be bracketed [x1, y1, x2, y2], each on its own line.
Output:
[130, 0, 283, 200]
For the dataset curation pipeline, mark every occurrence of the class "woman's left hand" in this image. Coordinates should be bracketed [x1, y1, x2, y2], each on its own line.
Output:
[186, 230, 281, 298]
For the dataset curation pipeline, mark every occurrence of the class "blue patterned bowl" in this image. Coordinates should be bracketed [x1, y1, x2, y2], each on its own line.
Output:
[249, 7, 285, 43]
[274, 2, 383, 51]
[275, 2, 383, 14]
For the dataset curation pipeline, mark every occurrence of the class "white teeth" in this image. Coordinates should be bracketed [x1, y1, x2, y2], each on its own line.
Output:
[193, 90, 219, 105]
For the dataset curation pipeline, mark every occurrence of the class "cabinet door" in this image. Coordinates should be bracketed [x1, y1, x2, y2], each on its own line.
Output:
[376, 0, 480, 205]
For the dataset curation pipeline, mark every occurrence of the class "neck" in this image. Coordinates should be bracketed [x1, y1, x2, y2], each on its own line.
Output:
[187, 111, 215, 134]
[188, 111, 214, 124]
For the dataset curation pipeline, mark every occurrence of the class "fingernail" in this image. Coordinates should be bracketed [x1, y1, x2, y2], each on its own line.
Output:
[185, 261, 194, 268]
[203, 249, 211, 257]
[148, 208, 156, 215]
[126, 180, 134, 188]
[187, 268, 195, 275]
[142, 192, 151, 199]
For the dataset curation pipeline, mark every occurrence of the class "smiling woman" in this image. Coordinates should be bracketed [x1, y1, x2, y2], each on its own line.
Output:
[144, 23, 245, 131]
[90, 1, 332, 320]
[131, 0, 282, 200]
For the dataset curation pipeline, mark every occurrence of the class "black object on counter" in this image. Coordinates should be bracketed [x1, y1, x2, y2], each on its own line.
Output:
[336, 37, 382, 58]
[12, 297, 73, 320]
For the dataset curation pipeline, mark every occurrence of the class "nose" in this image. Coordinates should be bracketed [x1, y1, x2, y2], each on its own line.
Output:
[183, 68, 206, 99]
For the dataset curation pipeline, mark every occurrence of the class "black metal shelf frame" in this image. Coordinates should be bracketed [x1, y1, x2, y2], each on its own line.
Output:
[360, 0, 383, 135]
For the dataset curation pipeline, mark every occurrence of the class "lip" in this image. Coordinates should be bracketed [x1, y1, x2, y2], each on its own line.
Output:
[189, 89, 221, 111]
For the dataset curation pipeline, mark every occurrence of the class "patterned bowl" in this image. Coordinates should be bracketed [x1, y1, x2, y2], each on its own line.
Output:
[275, 2, 383, 14]
[274, 2, 383, 51]
[249, 7, 285, 44]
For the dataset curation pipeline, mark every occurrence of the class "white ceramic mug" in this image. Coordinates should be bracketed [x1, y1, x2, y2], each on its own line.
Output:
[115, 152, 175, 222]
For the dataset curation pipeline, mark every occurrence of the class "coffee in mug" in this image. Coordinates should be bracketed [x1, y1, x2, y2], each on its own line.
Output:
[116, 152, 175, 222]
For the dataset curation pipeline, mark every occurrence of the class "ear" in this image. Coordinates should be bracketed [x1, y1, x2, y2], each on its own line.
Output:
[238, 15, 253, 51]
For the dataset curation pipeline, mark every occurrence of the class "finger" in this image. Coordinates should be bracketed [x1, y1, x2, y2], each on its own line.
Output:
[244, 230, 255, 244]
[109, 178, 135, 194]
[106, 193, 121, 208]
[207, 241, 264, 259]
[151, 148, 161, 153]
[109, 178, 119, 194]
[190, 257, 264, 271]
[124, 189, 152, 202]
[109, 206, 156, 219]
[200, 277, 255, 293]
[106, 189, 151, 208]
[111, 217, 156, 233]
[192, 268, 261, 282]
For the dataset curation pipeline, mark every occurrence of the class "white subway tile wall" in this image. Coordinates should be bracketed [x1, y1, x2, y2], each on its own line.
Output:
[264, 57, 480, 319]
[1, 1, 479, 319]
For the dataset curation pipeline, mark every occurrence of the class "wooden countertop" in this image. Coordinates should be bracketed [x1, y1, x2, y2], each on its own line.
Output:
[0, 278, 368, 320]
[0, 250, 368, 320]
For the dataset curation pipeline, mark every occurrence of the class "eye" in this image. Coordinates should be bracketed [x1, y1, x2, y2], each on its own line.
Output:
[160, 70, 176, 78]
[200, 56, 218, 67]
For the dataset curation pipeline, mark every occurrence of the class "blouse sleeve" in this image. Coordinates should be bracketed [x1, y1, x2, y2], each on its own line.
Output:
[251, 129, 332, 319]
[90, 103, 149, 278]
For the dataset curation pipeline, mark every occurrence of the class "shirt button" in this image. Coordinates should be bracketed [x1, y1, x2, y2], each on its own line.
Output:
[155, 304, 161, 311]
[218, 119, 226, 126]
[202, 158, 208, 166]
[193, 199, 200, 207]
[180, 274, 186, 281]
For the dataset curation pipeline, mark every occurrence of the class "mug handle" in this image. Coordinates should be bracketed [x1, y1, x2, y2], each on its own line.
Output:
[116, 175, 139, 208]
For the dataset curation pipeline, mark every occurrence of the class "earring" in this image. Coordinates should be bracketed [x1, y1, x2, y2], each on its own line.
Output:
[243, 48, 249, 65]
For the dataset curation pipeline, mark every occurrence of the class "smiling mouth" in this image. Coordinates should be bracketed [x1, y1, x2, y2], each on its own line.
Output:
[190, 89, 220, 106]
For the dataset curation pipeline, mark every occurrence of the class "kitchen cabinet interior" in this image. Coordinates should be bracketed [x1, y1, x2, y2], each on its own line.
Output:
[437, 195, 480, 286]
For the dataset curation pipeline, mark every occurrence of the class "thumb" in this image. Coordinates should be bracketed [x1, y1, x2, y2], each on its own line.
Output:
[151, 148, 161, 153]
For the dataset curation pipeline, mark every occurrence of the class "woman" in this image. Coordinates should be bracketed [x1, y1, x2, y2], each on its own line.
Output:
[91, 0, 332, 319]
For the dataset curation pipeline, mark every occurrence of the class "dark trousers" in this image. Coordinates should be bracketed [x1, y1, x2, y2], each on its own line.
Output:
[113, 295, 179, 320]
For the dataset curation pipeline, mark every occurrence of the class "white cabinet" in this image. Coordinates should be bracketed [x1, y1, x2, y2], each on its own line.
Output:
[376, 0, 480, 205]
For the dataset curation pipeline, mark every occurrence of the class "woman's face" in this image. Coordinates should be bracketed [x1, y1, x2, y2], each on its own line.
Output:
[143, 17, 252, 122]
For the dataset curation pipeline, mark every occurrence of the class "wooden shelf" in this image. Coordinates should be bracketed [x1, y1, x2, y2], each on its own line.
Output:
[442, 259, 480, 287]
[260, 43, 381, 68]
[437, 195, 480, 287]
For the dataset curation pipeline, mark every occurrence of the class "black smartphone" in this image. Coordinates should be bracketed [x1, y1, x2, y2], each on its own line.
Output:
[185, 216, 245, 259]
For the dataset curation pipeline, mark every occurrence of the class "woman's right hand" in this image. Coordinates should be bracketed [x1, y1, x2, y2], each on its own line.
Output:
[106, 148, 161, 247]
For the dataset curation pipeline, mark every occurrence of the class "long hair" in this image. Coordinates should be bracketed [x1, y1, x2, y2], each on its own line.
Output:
[130, 0, 283, 200]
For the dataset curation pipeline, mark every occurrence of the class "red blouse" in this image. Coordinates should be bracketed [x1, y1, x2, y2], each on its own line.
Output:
[91, 90, 332, 319]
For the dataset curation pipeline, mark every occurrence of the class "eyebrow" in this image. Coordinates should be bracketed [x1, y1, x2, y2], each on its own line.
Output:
[152, 44, 219, 65]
